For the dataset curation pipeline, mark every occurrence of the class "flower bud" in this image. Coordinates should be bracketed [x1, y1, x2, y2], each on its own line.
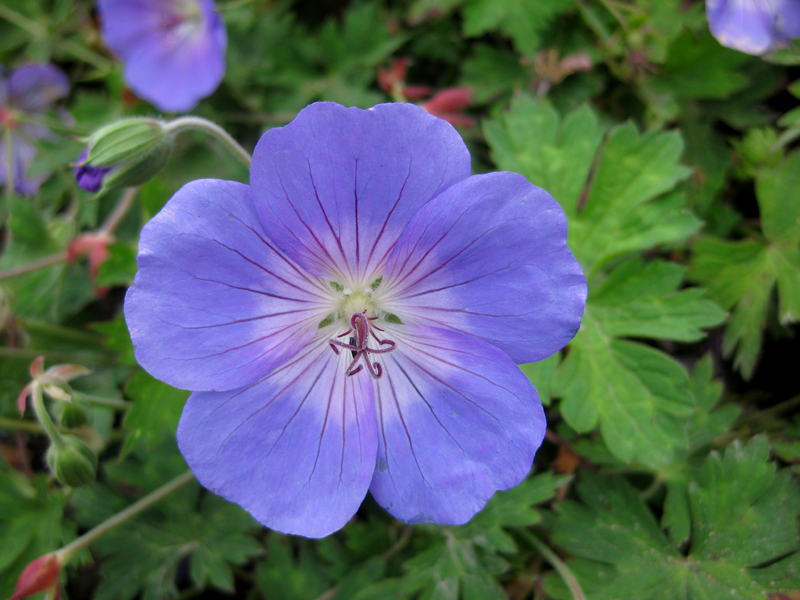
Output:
[46, 435, 97, 487]
[57, 400, 90, 428]
[74, 117, 171, 193]
[9, 553, 63, 600]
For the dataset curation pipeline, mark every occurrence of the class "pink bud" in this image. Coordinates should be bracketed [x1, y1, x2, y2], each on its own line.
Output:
[421, 88, 476, 127]
[423, 87, 473, 113]
[401, 85, 434, 101]
[16, 383, 31, 416]
[9, 553, 62, 600]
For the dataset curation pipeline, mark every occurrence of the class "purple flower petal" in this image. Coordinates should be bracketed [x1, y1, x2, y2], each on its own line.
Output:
[777, 0, 800, 38]
[124, 179, 335, 392]
[98, 0, 227, 112]
[250, 102, 471, 286]
[177, 338, 377, 537]
[368, 324, 544, 525]
[707, 0, 800, 54]
[379, 172, 586, 364]
[8, 64, 69, 113]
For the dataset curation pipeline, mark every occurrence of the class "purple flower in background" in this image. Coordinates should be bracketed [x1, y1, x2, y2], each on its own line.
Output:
[0, 64, 69, 195]
[707, 0, 800, 54]
[97, 0, 227, 112]
[124, 102, 587, 537]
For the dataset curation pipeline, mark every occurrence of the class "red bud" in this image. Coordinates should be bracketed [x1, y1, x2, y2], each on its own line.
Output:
[9, 553, 62, 600]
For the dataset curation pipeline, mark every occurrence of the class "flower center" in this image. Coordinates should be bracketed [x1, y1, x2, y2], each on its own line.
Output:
[161, 0, 204, 37]
[328, 311, 396, 379]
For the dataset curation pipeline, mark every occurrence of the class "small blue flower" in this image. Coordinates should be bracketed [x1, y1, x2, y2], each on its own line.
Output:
[97, 0, 227, 112]
[124, 102, 587, 538]
[707, 0, 800, 55]
[0, 64, 69, 195]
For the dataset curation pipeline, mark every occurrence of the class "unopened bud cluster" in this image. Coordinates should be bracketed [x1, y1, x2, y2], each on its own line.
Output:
[74, 118, 171, 194]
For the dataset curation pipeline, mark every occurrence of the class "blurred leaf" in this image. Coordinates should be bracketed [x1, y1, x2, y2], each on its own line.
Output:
[96, 242, 137, 287]
[256, 535, 332, 600]
[91, 314, 136, 365]
[547, 437, 800, 600]
[0, 467, 72, 600]
[461, 45, 531, 102]
[642, 31, 749, 100]
[121, 371, 189, 457]
[689, 151, 800, 378]
[92, 492, 261, 600]
[462, 0, 574, 57]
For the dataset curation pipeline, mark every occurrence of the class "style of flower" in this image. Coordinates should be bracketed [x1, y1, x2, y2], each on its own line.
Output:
[0, 64, 69, 195]
[124, 102, 587, 538]
[97, 0, 227, 112]
[706, 0, 800, 55]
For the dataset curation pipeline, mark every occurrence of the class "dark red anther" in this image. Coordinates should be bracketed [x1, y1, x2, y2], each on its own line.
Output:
[329, 311, 396, 379]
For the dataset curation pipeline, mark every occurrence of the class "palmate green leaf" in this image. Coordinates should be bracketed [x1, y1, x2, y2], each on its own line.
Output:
[89, 493, 262, 600]
[554, 259, 725, 468]
[70, 442, 261, 600]
[689, 152, 800, 379]
[484, 96, 698, 275]
[546, 437, 800, 600]
[0, 467, 73, 600]
[486, 96, 723, 467]
[392, 473, 565, 599]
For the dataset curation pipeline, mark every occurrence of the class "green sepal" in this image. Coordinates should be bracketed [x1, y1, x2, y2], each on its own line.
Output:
[83, 118, 167, 167]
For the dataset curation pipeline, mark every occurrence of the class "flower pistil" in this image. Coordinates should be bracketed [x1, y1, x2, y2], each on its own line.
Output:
[329, 311, 396, 379]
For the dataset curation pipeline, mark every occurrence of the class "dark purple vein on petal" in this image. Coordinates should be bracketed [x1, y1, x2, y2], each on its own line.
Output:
[384, 369, 430, 487]
[307, 161, 352, 280]
[366, 160, 413, 271]
[226, 212, 333, 298]
[392, 360, 466, 455]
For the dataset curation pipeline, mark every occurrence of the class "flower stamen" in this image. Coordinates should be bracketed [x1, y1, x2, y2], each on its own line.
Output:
[329, 311, 395, 379]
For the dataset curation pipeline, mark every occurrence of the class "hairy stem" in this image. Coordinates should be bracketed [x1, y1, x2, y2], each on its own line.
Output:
[520, 531, 586, 600]
[30, 382, 66, 448]
[164, 116, 252, 167]
[57, 470, 195, 562]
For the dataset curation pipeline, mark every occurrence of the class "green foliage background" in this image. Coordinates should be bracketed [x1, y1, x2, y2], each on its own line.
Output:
[1, 0, 799, 598]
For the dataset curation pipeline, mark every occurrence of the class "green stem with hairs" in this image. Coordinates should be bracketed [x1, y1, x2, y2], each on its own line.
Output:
[519, 530, 586, 600]
[30, 382, 66, 448]
[56, 470, 195, 562]
[164, 116, 252, 168]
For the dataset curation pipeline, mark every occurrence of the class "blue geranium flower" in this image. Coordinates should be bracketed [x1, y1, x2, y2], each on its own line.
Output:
[124, 102, 587, 538]
[97, 0, 227, 112]
[0, 64, 69, 195]
[707, 0, 800, 55]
